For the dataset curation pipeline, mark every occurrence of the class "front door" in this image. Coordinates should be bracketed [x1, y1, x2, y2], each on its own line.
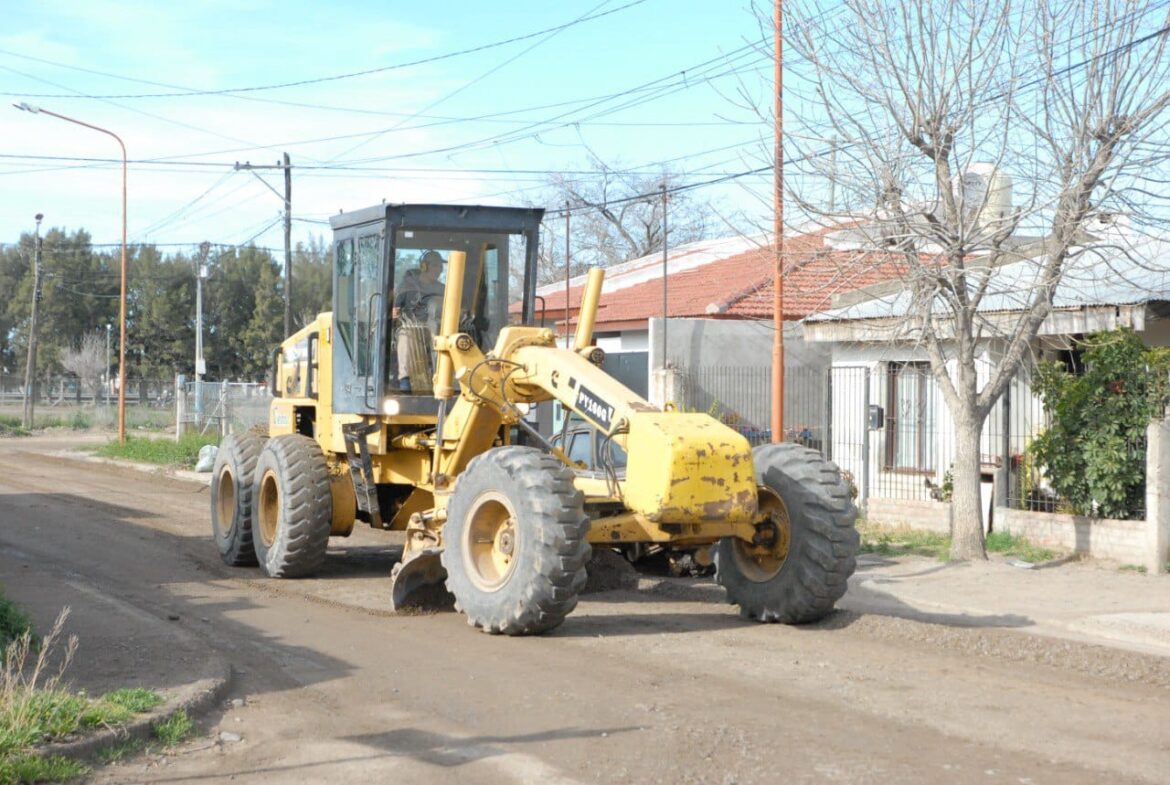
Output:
[332, 228, 387, 413]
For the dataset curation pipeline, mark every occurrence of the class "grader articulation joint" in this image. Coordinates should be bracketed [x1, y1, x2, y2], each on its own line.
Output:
[209, 203, 859, 635]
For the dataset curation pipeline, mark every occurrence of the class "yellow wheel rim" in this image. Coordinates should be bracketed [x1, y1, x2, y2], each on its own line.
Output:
[731, 486, 791, 582]
[257, 469, 280, 547]
[216, 466, 235, 534]
[463, 491, 519, 592]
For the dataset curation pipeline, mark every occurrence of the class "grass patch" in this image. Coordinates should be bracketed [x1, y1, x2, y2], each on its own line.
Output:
[1, 606, 162, 783]
[0, 417, 28, 439]
[0, 752, 86, 785]
[151, 710, 193, 747]
[101, 688, 162, 715]
[95, 433, 218, 468]
[1119, 563, 1148, 574]
[857, 523, 951, 560]
[96, 738, 143, 764]
[985, 531, 1056, 563]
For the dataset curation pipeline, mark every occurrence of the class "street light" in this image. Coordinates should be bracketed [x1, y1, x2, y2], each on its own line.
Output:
[15, 102, 129, 443]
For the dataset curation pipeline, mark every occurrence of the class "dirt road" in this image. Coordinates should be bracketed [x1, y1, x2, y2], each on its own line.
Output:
[2, 436, 1168, 785]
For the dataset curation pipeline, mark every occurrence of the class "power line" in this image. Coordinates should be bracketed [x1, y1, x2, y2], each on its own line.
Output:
[0, 1, 648, 100]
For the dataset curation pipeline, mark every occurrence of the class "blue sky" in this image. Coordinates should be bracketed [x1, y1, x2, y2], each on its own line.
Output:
[0, 1, 774, 252]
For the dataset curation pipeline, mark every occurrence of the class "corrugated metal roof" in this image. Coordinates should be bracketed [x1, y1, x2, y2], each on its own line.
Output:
[807, 234, 1170, 323]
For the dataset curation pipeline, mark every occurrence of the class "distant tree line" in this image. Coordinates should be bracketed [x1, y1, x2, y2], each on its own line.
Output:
[0, 229, 332, 383]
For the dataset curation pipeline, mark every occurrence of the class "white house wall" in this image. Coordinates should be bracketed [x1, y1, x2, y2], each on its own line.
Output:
[827, 340, 1030, 505]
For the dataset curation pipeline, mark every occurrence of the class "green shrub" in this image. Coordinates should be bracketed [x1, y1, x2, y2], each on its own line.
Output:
[1030, 328, 1170, 520]
[0, 598, 29, 653]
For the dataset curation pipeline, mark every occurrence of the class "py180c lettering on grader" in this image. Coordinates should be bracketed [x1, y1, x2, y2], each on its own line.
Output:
[210, 203, 859, 635]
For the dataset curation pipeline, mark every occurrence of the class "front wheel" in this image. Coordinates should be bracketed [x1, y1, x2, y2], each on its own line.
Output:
[441, 447, 590, 635]
[715, 443, 858, 623]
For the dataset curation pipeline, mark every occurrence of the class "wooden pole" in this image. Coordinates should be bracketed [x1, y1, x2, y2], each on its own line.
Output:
[771, 0, 785, 444]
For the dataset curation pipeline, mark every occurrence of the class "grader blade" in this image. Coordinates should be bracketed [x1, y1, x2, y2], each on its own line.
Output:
[389, 549, 453, 611]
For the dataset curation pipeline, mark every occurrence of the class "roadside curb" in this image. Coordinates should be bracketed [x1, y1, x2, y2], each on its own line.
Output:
[34, 662, 233, 763]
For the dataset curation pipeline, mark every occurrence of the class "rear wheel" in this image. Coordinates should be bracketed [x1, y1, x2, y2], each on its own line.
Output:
[715, 443, 858, 623]
[442, 447, 590, 635]
[210, 432, 265, 566]
[251, 434, 332, 578]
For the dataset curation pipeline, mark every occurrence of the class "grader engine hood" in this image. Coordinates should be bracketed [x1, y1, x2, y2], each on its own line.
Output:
[622, 413, 758, 524]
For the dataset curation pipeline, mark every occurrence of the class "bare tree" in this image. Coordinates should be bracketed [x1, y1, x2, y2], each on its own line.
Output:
[59, 331, 107, 400]
[760, 0, 1170, 559]
[537, 157, 711, 279]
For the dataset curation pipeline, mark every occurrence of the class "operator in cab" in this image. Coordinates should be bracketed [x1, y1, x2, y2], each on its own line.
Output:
[394, 250, 445, 393]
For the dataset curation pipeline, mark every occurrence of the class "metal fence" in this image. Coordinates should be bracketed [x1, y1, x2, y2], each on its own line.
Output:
[0, 373, 174, 408]
[674, 361, 1148, 519]
[677, 365, 827, 447]
[177, 378, 271, 436]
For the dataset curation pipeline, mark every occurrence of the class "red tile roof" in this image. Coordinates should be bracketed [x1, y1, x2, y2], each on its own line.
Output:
[529, 229, 908, 328]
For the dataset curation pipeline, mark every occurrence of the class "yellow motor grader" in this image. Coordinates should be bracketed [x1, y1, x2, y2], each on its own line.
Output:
[210, 203, 858, 635]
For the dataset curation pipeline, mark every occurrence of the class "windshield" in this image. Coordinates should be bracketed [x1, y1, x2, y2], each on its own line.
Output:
[390, 228, 528, 396]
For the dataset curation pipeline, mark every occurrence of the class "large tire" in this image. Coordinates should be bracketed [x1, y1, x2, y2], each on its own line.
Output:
[715, 443, 858, 623]
[441, 447, 590, 635]
[251, 434, 332, 578]
[210, 432, 265, 567]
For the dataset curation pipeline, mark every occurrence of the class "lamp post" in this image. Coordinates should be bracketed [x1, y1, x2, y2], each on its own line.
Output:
[15, 102, 128, 442]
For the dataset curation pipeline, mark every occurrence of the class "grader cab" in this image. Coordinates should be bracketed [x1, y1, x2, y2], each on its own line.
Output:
[210, 203, 859, 635]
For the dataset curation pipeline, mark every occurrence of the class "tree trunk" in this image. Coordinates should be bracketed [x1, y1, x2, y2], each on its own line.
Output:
[950, 415, 988, 561]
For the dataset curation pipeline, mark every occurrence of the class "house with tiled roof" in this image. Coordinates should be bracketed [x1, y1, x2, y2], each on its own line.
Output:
[529, 227, 904, 412]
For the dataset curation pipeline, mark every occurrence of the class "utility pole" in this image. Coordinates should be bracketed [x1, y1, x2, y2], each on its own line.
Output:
[195, 241, 210, 427]
[771, 0, 786, 444]
[564, 201, 571, 346]
[283, 152, 292, 338]
[234, 153, 293, 337]
[21, 213, 43, 430]
[661, 184, 669, 372]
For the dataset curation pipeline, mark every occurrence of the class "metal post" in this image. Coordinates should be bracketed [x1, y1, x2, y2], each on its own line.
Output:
[661, 184, 669, 372]
[195, 242, 209, 427]
[21, 213, 43, 430]
[175, 373, 185, 439]
[999, 377, 1012, 510]
[220, 381, 229, 438]
[105, 323, 111, 410]
[564, 201, 571, 347]
[771, 0, 786, 443]
[861, 368, 871, 510]
[283, 152, 292, 338]
[824, 367, 833, 461]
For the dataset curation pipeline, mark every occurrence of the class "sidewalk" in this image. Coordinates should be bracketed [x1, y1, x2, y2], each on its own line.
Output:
[0, 543, 230, 755]
[848, 553, 1170, 657]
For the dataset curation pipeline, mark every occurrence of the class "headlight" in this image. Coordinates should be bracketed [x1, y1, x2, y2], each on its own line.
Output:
[382, 399, 401, 416]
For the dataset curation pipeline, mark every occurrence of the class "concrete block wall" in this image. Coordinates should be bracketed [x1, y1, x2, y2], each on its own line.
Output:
[865, 498, 951, 534]
[997, 509, 1149, 566]
[862, 418, 1170, 572]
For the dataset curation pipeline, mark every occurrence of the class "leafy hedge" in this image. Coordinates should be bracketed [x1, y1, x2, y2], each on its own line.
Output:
[1030, 328, 1170, 519]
